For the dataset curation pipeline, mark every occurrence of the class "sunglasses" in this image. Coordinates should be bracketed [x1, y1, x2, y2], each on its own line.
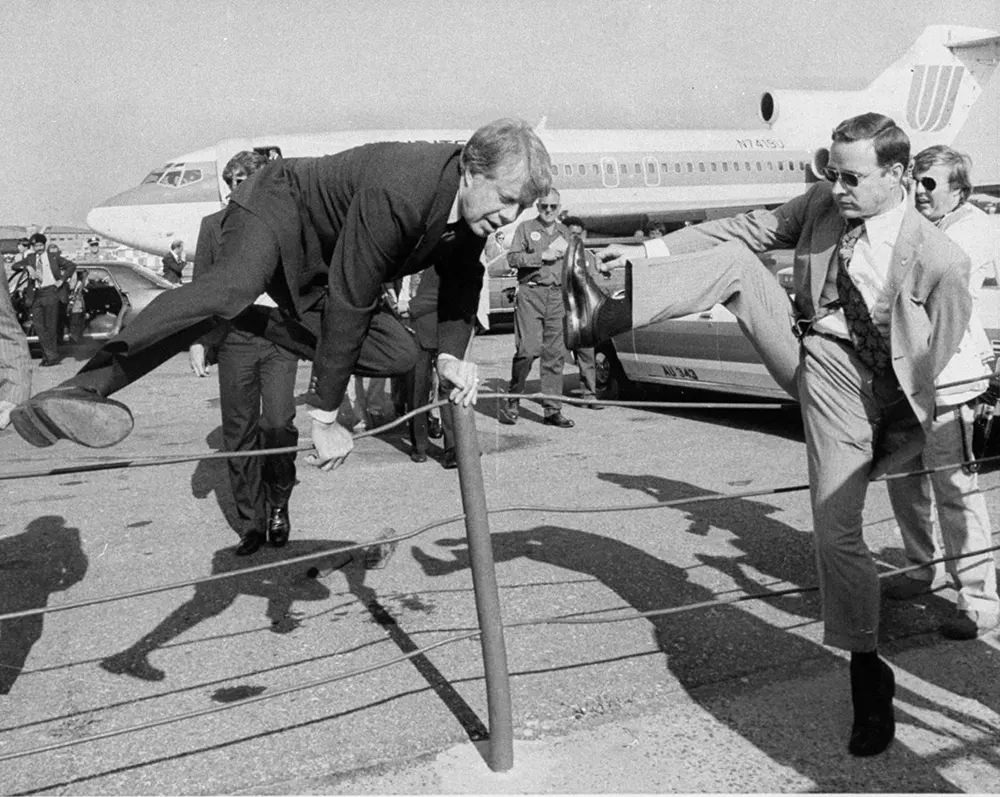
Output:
[822, 166, 884, 188]
[537, 203, 559, 211]
[915, 176, 940, 192]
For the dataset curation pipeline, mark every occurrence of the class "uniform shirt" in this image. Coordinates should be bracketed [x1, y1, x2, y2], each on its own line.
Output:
[507, 218, 570, 286]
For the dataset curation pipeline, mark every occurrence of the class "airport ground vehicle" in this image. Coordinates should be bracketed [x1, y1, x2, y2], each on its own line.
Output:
[7, 259, 174, 353]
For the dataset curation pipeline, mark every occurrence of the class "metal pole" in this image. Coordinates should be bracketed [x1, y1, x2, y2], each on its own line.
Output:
[450, 401, 514, 772]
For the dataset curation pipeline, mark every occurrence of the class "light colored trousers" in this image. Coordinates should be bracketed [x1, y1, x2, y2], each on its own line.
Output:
[887, 404, 999, 622]
[631, 241, 931, 651]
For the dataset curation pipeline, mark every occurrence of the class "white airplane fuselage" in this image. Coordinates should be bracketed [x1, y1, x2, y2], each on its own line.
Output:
[87, 25, 1000, 257]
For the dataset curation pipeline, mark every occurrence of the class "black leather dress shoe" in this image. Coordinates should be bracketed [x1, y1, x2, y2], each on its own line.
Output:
[497, 398, 519, 425]
[39, 358, 62, 367]
[848, 660, 895, 757]
[441, 448, 458, 469]
[267, 505, 291, 547]
[235, 531, 266, 556]
[543, 413, 575, 428]
[10, 385, 134, 448]
[562, 236, 607, 350]
[410, 450, 429, 463]
[428, 416, 443, 439]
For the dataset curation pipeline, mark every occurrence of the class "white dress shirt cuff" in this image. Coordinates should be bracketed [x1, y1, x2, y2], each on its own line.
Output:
[436, 353, 460, 365]
[308, 408, 340, 425]
[643, 238, 671, 258]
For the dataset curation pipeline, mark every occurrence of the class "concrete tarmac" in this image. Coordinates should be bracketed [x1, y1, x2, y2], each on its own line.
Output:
[1, 330, 999, 795]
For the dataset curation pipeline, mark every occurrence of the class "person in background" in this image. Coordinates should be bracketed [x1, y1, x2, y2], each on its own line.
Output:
[85, 236, 105, 261]
[12, 233, 76, 366]
[161, 240, 186, 284]
[67, 269, 90, 343]
[0, 263, 31, 429]
[498, 187, 574, 428]
[189, 150, 299, 557]
[563, 216, 603, 410]
[881, 144, 1000, 640]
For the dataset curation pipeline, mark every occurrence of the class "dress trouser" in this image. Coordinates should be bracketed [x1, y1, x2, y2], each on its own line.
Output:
[629, 241, 924, 651]
[509, 282, 566, 414]
[217, 321, 299, 535]
[886, 403, 999, 621]
[574, 347, 598, 400]
[31, 286, 61, 363]
[407, 346, 455, 455]
[64, 207, 418, 399]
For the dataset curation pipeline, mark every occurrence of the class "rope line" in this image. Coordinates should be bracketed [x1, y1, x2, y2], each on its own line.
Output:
[3, 538, 998, 764]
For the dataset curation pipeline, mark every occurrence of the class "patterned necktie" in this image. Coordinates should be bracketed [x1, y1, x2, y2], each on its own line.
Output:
[836, 220, 891, 374]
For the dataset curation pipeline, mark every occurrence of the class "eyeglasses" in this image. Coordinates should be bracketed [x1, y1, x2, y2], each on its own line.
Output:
[537, 203, 559, 211]
[916, 176, 939, 192]
[822, 166, 884, 188]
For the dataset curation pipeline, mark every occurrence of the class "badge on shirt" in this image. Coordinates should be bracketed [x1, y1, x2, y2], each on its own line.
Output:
[529, 231, 542, 242]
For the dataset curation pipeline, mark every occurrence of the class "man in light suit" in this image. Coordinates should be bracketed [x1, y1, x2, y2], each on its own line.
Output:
[565, 113, 972, 757]
[0, 264, 31, 429]
[12, 233, 76, 366]
[10, 119, 552, 473]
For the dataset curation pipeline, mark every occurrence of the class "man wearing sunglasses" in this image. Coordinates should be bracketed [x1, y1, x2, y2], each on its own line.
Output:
[498, 187, 575, 428]
[882, 145, 999, 639]
[564, 113, 973, 758]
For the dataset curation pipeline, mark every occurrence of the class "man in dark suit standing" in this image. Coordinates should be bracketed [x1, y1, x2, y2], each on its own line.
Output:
[11, 119, 553, 472]
[161, 240, 186, 284]
[12, 233, 76, 366]
[564, 113, 972, 758]
[189, 150, 300, 557]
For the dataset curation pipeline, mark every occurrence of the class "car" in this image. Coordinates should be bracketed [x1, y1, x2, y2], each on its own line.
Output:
[7, 259, 175, 352]
[598, 237, 1000, 401]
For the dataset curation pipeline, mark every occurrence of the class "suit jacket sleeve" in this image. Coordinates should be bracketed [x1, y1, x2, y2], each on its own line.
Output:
[435, 232, 483, 357]
[311, 187, 424, 411]
[191, 214, 228, 354]
[925, 245, 973, 380]
[0, 269, 31, 405]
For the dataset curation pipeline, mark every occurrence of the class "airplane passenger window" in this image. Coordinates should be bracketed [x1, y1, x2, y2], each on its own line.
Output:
[578, 164, 586, 176]
[745, 162, 751, 171]
[686, 163, 693, 172]
[647, 162, 656, 174]
[675, 163, 681, 173]
[698, 163, 705, 172]
[621, 164, 628, 175]
[722, 162, 729, 172]
[768, 161, 775, 170]
[605, 163, 614, 174]
[789, 161, 796, 170]
[592, 164, 600, 175]
[660, 163, 668, 172]
[634, 163, 640, 173]
[733, 162, 740, 171]
[550, 165, 558, 175]
[563, 165, 572, 176]
[756, 162, 762, 171]
[711, 162, 718, 172]
[179, 169, 202, 185]
[778, 162, 784, 171]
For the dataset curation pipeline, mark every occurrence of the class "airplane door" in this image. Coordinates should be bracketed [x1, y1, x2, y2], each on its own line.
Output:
[643, 156, 660, 186]
[600, 157, 619, 188]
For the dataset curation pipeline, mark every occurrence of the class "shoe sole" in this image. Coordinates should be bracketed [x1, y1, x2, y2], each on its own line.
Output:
[11, 393, 134, 448]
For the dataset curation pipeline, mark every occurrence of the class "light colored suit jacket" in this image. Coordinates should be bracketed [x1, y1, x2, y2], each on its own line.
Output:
[661, 182, 972, 429]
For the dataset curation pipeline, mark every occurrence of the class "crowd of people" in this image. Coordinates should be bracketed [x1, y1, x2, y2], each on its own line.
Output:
[1, 114, 998, 760]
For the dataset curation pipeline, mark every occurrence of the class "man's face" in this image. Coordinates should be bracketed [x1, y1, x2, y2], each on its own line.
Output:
[459, 158, 530, 238]
[536, 192, 560, 225]
[826, 139, 903, 220]
[89, 243, 100, 254]
[33, 242, 45, 255]
[230, 168, 249, 188]
[568, 223, 584, 237]
[913, 163, 960, 222]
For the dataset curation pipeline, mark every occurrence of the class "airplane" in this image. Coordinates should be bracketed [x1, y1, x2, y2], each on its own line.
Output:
[87, 24, 1000, 260]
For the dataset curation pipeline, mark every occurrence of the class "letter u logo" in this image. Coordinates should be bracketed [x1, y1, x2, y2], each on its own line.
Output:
[906, 65, 965, 132]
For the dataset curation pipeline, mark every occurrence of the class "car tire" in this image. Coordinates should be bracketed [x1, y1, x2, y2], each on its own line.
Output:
[595, 343, 645, 401]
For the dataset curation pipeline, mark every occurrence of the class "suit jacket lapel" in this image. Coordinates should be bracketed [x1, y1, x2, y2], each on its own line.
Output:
[808, 209, 844, 311]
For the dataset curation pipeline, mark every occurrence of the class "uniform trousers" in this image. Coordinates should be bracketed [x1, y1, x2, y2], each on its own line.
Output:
[217, 322, 299, 535]
[509, 283, 566, 414]
[886, 403, 999, 621]
[31, 286, 62, 363]
[629, 241, 927, 651]
[66, 207, 418, 400]
[574, 347, 598, 401]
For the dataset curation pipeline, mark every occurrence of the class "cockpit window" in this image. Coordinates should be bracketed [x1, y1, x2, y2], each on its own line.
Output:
[141, 170, 164, 184]
[178, 169, 202, 185]
[160, 170, 183, 187]
[156, 167, 202, 187]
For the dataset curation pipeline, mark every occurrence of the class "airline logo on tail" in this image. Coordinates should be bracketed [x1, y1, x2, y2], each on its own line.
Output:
[906, 64, 965, 132]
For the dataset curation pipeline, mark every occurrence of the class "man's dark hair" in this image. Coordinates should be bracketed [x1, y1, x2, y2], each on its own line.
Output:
[222, 150, 268, 189]
[913, 144, 973, 205]
[831, 112, 910, 169]
[562, 215, 585, 229]
[461, 118, 552, 206]
[18, 238, 30, 247]
[29, 233, 47, 246]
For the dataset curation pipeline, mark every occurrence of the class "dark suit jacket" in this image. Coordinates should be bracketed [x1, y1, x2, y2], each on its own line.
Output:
[229, 142, 484, 411]
[13, 252, 76, 304]
[661, 182, 971, 429]
[161, 251, 185, 284]
[192, 208, 230, 361]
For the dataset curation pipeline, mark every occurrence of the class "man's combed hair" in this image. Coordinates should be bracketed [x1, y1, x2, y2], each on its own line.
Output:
[222, 150, 269, 188]
[831, 112, 910, 169]
[462, 118, 552, 205]
[913, 144, 973, 205]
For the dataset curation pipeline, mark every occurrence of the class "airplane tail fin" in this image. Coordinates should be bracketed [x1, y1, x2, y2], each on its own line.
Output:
[865, 25, 1000, 146]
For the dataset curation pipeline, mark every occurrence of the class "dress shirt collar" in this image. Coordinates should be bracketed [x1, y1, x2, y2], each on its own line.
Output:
[447, 190, 461, 225]
[859, 190, 907, 249]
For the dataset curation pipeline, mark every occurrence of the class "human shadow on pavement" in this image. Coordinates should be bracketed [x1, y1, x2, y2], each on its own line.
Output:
[411, 514, 958, 791]
[189, 427, 242, 536]
[0, 516, 87, 694]
[96, 537, 489, 743]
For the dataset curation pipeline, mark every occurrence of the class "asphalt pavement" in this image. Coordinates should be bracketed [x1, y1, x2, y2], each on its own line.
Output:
[1, 331, 999, 795]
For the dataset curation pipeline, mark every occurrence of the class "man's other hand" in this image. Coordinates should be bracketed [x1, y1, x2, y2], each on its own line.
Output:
[597, 244, 645, 272]
[189, 343, 210, 377]
[437, 357, 479, 407]
[306, 419, 354, 472]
